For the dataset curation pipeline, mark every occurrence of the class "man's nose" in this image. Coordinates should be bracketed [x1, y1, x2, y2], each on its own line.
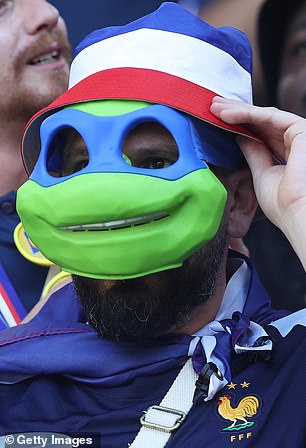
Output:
[21, 0, 61, 35]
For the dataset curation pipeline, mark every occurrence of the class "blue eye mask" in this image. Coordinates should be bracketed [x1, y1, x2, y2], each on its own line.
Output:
[28, 102, 245, 186]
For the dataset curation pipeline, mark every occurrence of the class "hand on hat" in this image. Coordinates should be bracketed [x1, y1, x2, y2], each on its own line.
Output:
[211, 97, 306, 270]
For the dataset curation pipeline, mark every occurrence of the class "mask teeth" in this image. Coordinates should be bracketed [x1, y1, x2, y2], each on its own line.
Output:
[59, 211, 169, 232]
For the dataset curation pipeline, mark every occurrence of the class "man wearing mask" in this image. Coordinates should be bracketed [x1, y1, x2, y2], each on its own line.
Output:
[0, 4, 305, 447]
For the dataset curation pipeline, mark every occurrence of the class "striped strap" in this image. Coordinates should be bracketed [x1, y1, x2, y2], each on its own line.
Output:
[0, 263, 26, 329]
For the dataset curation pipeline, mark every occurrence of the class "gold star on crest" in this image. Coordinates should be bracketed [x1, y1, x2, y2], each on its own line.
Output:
[240, 381, 250, 388]
[227, 382, 237, 389]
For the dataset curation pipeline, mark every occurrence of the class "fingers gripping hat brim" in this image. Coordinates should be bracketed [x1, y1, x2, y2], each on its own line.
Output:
[21, 2, 259, 174]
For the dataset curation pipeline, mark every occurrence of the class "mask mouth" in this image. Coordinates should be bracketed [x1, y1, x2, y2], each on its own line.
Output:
[58, 211, 169, 232]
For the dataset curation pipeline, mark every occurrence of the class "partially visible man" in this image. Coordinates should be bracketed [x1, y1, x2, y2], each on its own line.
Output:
[0, 0, 71, 325]
[0, 4, 305, 447]
[245, 0, 306, 311]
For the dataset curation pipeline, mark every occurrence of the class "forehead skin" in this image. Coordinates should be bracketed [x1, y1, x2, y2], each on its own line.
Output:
[277, 2, 306, 117]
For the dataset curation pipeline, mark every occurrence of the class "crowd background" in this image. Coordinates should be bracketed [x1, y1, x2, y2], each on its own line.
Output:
[49, 0, 180, 50]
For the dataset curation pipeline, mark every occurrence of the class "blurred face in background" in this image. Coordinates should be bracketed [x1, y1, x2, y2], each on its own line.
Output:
[277, 2, 306, 117]
[0, 0, 71, 122]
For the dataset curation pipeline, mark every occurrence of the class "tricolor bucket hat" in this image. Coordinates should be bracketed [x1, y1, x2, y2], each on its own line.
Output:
[22, 1, 257, 174]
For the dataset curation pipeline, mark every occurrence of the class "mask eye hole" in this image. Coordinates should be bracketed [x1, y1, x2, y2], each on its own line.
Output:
[122, 122, 179, 169]
[46, 128, 89, 178]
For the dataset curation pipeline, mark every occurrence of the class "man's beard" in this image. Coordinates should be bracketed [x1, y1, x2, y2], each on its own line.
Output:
[73, 222, 228, 342]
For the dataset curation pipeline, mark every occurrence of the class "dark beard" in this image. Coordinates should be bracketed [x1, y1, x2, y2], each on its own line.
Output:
[73, 223, 227, 342]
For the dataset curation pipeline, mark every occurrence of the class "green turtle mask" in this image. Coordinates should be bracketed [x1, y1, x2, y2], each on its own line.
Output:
[17, 100, 227, 279]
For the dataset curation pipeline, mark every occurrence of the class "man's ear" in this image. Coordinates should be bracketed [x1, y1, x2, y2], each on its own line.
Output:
[226, 167, 258, 238]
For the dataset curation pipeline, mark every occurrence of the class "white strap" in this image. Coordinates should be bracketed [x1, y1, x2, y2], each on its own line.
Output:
[129, 358, 197, 448]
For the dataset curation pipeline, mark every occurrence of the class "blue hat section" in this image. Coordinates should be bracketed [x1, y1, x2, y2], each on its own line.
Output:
[191, 117, 245, 170]
[74, 2, 252, 74]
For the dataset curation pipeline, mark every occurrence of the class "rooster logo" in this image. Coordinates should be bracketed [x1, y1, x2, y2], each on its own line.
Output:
[218, 394, 259, 431]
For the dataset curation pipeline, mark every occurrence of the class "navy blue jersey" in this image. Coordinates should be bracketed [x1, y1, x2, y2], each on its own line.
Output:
[0, 319, 305, 447]
[0, 262, 304, 447]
